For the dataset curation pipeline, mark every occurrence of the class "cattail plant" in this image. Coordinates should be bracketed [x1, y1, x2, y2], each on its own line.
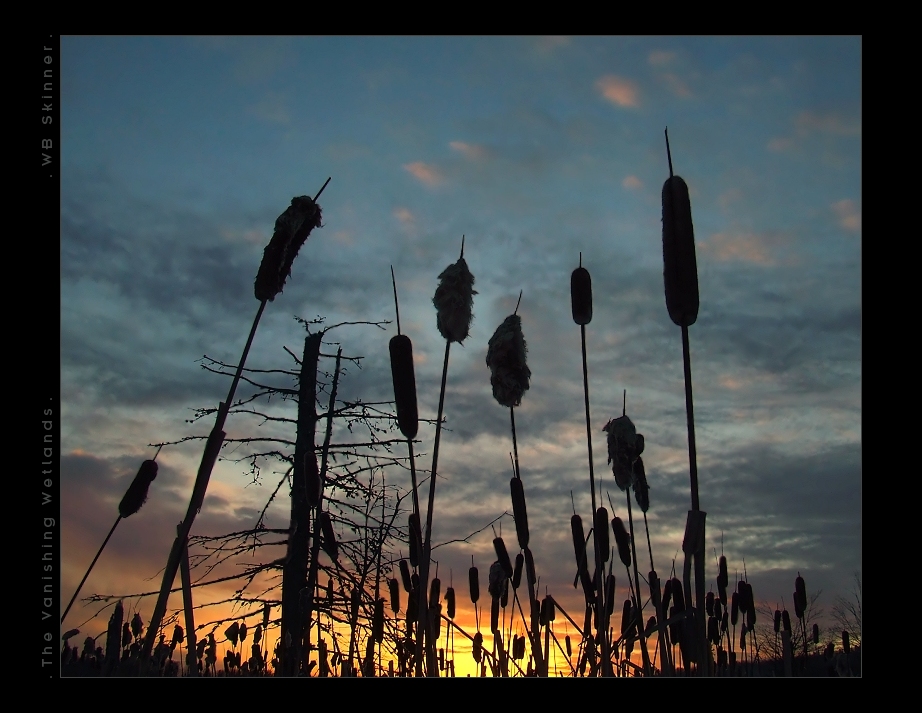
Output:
[485, 291, 547, 676]
[661, 127, 708, 674]
[412, 237, 475, 676]
[143, 179, 330, 664]
[62, 454, 160, 624]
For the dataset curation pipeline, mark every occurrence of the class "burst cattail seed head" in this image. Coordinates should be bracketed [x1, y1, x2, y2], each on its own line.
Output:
[570, 265, 592, 325]
[118, 460, 158, 518]
[632, 457, 651, 513]
[254, 196, 322, 303]
[389, 335, 419, 440]
[433, 255, 476, 343]
[225, 622, 240, 647]
[603, 416, 638, 491]
[510, 477, 529, 549]
[486, 314, 531, 408]
[661, 172, 699, 327]
[488, 560, 507, 599]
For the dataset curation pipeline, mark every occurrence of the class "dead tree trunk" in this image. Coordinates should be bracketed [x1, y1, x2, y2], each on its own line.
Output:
[279, 332, 322, 676]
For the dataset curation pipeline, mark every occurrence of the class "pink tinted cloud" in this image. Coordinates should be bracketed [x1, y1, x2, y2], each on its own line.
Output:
[393, 207, 415, 226]
[832, 199, 861, 231]
[449, 141, 487, 160]
[403, 161, 443, 187]
[648, 50, 676, 66]
[662, 72, 692, 98]
[596, 75, 640, 108]
[698, 232, 776, 266]
[795, 111, 860, 137]
[622, 175, 643, 190]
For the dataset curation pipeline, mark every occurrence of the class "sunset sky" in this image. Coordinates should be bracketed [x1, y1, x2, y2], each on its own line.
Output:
[60, 36, 860, 675]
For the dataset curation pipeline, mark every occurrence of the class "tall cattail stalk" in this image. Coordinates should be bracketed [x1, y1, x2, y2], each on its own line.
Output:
[486, 294, 546, 676]
[662, 128, 708, 675]
[569, 255, 613, 676]
[62, 451, 161, 624]
[142, 179, 330, 664]
[415, 237, 475, 676]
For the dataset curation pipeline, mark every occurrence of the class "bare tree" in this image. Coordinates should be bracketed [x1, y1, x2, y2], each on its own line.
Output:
[830, 571, 861, 648]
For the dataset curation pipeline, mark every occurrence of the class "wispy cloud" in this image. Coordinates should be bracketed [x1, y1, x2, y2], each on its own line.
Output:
[698, 232, 778, 266]
[622, 175, 643, 190]
[403, 161, 443, 187]
[532, 36, 570, 54]
[393, 207, 415, 226]
[595, 75, 640, 108]
[247, 91, 291, 125]
[450, 141, 487, 160]
[648, 50, 676, 67]
[795, 110, 860, 137]
[831, 199, 861, 232]
[661, 72, 692, 98]
[767, 137, 794, 152]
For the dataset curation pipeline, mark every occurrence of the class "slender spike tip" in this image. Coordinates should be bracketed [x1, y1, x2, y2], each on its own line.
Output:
[313, 177, 331, 201]
[390, 265, 401, 335]
[665, 128, 674, 178]
[514, 290, 523, 315]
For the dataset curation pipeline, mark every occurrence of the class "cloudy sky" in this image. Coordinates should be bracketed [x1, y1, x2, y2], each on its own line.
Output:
[60, 36, 860, 675]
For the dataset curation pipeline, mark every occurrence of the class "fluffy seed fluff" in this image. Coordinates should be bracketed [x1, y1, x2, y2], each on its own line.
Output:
[486, 314, 531, 408]
[433, 257, 477, 343]
[603, 416, 638, 491]
[254, 196, 323, 303]
[118, 460, 158, 518]
[632, 455, 650, 512]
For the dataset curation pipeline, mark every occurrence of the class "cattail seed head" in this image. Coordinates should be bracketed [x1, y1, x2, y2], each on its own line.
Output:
[254, 196, 322, 303]
[570, 265, 593, 325]
[118, 460, 158, 518]
[774, 609, 781, 633]
[225, 622, 240, 647]
[512, 552, 524, 590]
[389, 578, 400, 613]
[661, 173, 699, 327]
[605, 574, 616, 617]
[399, 559, 412, 593]
[524, 546, 537, 587]
[493, 537, 514, 579]
[430, 577, 441, 605]
[446, 586, 456, 619]
[603, 416, 638, 491]
[486, 314, 531, 408]
[469, 565, 480, 604]
[172, 624, 183, 646]
[594, 507, 610, 564]
[717, 556, 729, 589]
[253, 623, 262, 645]
[389, 335, 419, 440]
[472, 631, 483, 663]
[621, 599, 634, 637]
[565, 634, 572, 658]
[706, 591, 715, 617]
[812, 623, 820, 645]
[320, 511, 338, 561]
[671, 578, 685, 612]
[408, 514, 422, 568]
[131, 612, 143, 639]
[632, 457, 650, 513]
[433, 256, 477, 343]
[662, 577, 673, 611]
[731, 592, 740, 626]
[714, 598, 722, 621]
[488, 560, 507, 599]
[105, 600, 124, 667]
[509, 478, 529, 550]
[782, 609, 792, 632]
[611, 516, 631, 568]
[490, 595, 500, 633]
